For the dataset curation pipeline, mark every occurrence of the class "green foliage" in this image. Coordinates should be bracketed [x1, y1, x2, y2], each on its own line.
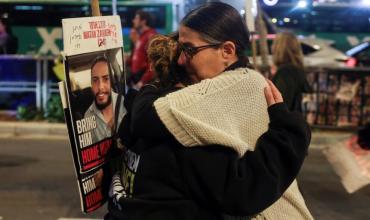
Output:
[45, 94, 65, 123]
[15, 94, 65, 122]
[16, 105, 43, 121]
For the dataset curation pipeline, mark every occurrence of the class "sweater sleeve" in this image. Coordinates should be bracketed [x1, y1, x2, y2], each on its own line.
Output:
[177, 103, 311, 216]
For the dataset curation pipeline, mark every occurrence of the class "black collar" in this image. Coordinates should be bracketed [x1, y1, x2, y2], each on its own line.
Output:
[224, 59, 247, 72]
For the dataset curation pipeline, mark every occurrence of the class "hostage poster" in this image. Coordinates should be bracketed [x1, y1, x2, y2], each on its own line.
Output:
[60, 15, 126, 213]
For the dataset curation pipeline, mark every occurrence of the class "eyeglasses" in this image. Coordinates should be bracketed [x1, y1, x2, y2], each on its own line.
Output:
[178, 43, 222, 59]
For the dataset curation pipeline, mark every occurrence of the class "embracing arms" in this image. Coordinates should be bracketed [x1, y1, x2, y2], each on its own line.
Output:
[129, 81, 311, 216]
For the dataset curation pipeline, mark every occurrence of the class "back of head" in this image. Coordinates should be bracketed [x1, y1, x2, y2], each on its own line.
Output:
[136, 10, 153, 28]
[181, 2, 250, 63]
[147, 35, 177, 83]
[147, 34, 190, 88]
[272, 32, 304, 69]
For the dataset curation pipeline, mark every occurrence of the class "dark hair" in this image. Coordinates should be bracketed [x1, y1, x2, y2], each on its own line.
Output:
[135, 10, 153, 28]
[91, 55, 108, 71]
[181, 2, 251, 66]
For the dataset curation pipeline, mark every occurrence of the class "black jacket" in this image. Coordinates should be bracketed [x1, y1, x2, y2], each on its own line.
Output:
[272, 64, 312, 112]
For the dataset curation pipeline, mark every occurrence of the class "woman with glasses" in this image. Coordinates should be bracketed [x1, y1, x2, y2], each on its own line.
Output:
[105, 3, 311, 220]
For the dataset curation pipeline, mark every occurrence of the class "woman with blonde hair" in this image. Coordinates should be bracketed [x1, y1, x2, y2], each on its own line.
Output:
[271, 31, 312, 112]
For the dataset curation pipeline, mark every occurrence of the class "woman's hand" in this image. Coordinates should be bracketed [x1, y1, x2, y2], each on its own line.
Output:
[264, 79, 283, 107]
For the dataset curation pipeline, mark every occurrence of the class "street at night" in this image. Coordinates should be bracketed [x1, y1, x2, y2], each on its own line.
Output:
[1, 0, 370, 219]
[0, 133, 370, 220]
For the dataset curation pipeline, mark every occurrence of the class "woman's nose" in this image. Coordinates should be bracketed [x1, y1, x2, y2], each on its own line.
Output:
[177, 52, 186, 66]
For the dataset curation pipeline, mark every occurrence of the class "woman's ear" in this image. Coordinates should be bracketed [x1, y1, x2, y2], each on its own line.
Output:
[221, 41, 236, 60]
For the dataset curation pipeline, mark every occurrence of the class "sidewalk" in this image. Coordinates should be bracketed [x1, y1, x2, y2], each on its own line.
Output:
[310, 129, 354, 149]
[0, 121, 68, 138]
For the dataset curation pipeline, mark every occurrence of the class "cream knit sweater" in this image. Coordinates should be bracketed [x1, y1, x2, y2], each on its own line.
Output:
[154, 68, 313, 220]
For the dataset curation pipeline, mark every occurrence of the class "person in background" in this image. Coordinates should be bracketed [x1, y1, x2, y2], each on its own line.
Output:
[129, 28, 139, 50]
[126, 28, 138, 65]
[271, 31, 312, 112]
[127, 10, 157, 89]
[0, 18, 18, 54]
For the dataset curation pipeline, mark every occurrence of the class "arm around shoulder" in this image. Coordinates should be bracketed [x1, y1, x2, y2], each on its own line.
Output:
[179, 103, 311, 216]
[224, 103, 310, 214]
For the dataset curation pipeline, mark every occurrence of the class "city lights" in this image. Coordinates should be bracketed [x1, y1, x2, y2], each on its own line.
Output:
[263, 0, 279, 6]
[297, 0, 308, 8]
[362, 0, 370, 5]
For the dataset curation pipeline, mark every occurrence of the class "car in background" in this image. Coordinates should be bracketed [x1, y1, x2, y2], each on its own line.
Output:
[299, 37, 349, 68]
[251, 34, 349, 69]
[345, 41, 370, 67]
